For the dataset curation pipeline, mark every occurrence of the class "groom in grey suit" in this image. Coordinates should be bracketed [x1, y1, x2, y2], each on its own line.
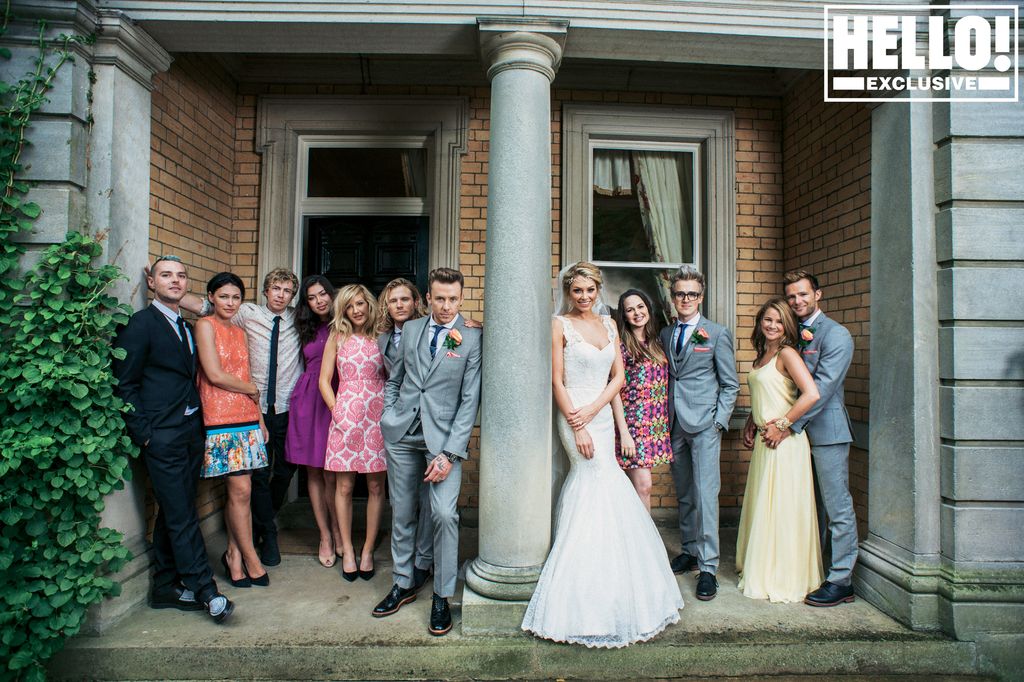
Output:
[660, 265, 739, 601]
[372, 268, 482, 636]
[756, 270, 857, 607]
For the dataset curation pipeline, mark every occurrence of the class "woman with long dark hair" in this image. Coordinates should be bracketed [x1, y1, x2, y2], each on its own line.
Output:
[610, 288, 674, 511]
[285, 274, 342, 567]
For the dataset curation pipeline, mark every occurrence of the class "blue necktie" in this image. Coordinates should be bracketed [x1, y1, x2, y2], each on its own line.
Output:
[429, 324, 445, 359]
[675, 323, 688, 355]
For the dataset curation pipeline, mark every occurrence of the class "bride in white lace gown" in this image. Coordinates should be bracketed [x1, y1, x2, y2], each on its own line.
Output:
[522, 262, 683, 648]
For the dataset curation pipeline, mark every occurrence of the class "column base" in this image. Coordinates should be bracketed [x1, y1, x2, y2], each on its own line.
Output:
[80, 539, 151, 635]
[461, 584, 530, 636]
[857, 537, 1024, 639]
[465, 556, 543, 601]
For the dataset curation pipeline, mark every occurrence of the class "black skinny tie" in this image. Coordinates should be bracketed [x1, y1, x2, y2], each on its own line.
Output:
[176, 317, 193, 371]
[267, 315, 281, 413]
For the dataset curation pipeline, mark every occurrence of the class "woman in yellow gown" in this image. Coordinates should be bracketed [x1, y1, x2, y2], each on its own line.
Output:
[736, 297, 824, 602]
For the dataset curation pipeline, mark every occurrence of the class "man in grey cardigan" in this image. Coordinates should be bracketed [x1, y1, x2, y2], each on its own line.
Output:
[749, 269, 858, 607]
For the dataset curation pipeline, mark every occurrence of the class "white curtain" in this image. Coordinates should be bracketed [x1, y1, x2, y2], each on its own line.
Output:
[592, 150, 633, 196]
[633, 151, 694, 312]
[401, 149, 425, 197]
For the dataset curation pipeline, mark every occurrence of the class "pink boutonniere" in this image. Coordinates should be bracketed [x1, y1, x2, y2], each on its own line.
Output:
[690, 327, 710, 345]
[798, 327, 815, 349]
[443, 328, 462, 351]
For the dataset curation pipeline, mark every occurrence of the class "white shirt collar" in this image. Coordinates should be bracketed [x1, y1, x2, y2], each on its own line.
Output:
[677, 312, 701, 328]
[429, 314, 460, 330]
[152, 298, 182, 323]
[802, 309, 823, 327]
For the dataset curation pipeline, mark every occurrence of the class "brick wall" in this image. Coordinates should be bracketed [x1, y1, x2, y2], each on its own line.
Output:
[149, 54, 241, 526]
[781, 71, 872, 533]
[155, 60, 870, 522]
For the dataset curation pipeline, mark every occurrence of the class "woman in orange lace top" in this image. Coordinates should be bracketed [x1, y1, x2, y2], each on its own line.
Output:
[195, 272, 269, 589]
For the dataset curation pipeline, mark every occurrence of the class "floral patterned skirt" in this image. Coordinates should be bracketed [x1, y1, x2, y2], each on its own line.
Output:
[201, 422, 268, 478]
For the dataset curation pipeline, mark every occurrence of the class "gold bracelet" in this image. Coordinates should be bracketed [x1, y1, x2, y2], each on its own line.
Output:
[773, 417, 792, 431]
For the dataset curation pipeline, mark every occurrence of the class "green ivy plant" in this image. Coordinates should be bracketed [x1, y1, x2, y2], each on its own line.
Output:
[1, 8, 137, 681]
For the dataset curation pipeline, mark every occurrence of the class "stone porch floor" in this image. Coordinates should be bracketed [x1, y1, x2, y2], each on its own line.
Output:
[48, 505, 997, 681]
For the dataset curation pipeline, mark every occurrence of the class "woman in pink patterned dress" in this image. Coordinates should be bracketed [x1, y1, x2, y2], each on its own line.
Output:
[611, 289, 673, 512]
[319, 284, 387, 582]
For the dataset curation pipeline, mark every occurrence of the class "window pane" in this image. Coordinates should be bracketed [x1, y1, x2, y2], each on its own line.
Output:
[599, 265, 678, 328]
[592, 149, 694, 265]
[307, 148, 426, 198]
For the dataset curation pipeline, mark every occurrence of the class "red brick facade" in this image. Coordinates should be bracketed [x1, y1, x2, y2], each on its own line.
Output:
[149, 57, 870, 526]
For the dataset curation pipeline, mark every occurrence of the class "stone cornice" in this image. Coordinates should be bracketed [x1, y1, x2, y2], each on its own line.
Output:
[93, 10, 173, 89]
[479, 19, 567, 82]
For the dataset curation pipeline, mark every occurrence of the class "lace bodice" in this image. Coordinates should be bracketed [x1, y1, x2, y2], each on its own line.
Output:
[557, 315, 616, 392]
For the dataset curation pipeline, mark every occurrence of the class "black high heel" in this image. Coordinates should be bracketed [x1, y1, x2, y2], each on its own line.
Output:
[341, 551, 358, 582]
[221, 552, 251, 588]
[244, 562, 270, 587]
[358, 555, 375, 581]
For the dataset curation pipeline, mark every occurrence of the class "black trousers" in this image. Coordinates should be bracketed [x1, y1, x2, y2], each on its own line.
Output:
[251, 409, 296, 540]
[143, 412, 218, 603]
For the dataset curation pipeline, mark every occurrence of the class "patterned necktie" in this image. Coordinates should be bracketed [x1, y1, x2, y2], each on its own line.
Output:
[429, 324, 445, 359]
[393, 328, 402, 348]
[175, 317, 193, 371]
[267, 315, 281, 412]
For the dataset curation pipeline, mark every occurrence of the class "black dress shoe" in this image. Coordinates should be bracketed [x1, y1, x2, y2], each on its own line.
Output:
[260, 534, 282, 567]
[696, 571, 718, 601]
[428, 593, 452, 636]
[204, 593, 234, 624]
[412, 565, 432, 592]
[804, 581, 855, 607]
[372, 584, 417, 618]
[221, 552, 251, 588]
[670, 553, 699, 574]
[149, 585, 203, 612]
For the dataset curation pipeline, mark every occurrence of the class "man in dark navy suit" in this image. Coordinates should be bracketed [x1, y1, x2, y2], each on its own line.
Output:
[114, 256, 233, 623]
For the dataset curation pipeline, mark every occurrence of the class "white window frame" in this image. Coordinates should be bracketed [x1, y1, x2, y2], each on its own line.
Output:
[562, 103, 736, 332]
[297, 135, 430, 217]
[588, 141, 702, 272]
[256, 96, 467, 279]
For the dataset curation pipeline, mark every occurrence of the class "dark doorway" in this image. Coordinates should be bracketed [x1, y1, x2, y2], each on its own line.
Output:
[303, 215, 429, 296]
[299, 214, 429, 503]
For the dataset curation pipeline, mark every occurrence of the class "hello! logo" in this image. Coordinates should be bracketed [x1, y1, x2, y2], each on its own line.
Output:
[824, 5, 1019, 102]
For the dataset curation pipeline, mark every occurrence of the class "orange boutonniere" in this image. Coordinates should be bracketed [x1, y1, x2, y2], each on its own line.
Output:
[443, 328, 462, 351]
[798, 327, 815, 349]
[690, 327, 710, 345]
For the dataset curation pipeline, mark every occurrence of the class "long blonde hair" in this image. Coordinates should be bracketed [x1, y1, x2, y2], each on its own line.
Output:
[331, 284, 378, 339]
[375, 278, 427, 335]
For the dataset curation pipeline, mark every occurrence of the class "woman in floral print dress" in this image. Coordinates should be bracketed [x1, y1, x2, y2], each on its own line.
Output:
[611, 288, 673, 511]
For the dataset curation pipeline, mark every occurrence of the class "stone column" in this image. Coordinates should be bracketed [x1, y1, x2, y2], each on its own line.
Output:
[856, 99, 944, 629]
[463, 18, 566, 631]
[84, 9, 172, 632]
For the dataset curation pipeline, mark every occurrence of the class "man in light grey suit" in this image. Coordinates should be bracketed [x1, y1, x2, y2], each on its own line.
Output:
[372, 268, 482, 636]
[660, 265, 739, 601]
[377, 279, 434, 595]
[750, 270, 857, 607]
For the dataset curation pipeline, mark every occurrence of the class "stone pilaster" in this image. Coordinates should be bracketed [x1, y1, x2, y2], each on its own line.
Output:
[462, 18, 566, 632]
[5, 1, 172, 632]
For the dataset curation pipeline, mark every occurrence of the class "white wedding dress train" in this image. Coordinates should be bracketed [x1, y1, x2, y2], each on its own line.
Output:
[521, 316, 683, 648]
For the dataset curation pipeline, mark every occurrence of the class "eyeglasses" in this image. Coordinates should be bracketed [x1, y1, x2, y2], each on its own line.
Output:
[152, 254, 183, 268]
[671, 290, 702, 301]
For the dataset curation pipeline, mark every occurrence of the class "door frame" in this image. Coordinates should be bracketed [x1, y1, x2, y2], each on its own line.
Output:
[256, 96, 468, 279]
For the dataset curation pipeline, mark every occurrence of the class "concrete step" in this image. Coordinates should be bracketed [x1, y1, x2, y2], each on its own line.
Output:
[48, 510, 989, 681]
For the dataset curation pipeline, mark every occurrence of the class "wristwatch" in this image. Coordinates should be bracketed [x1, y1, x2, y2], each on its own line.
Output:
[442, 450, 459, 464]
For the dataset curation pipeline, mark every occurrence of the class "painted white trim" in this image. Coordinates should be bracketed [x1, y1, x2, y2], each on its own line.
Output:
[256, 96, 468, 280]
[562, 103, 737, 332]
